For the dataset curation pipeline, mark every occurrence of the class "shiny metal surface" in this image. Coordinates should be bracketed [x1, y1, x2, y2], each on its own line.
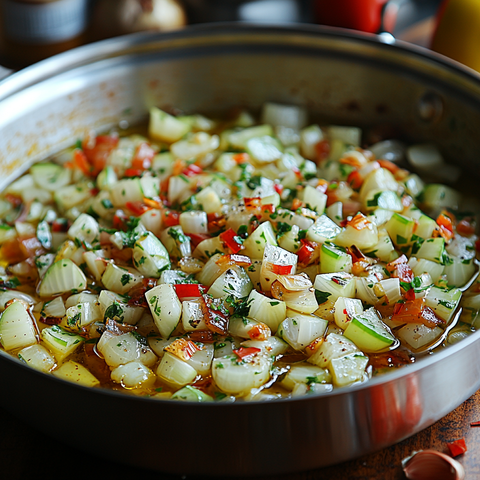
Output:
[1, 24, 480, 476]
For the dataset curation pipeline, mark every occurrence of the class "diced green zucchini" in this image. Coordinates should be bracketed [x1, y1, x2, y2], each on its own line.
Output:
[246, 135, 283, 164]
[365, 189, 403, 212]
[424, 286, 462, 323]
[0, 300, 37, 351]
[110, 178, 143, 207]
[329, 353, 368, 387]
[385, 213, 415, 247]
[171, 385, 214, 402]
[228, 125, 274, 149]
[319, 243, 352, 274]
[96, 166, 117, 190]
[281, 363, 331, 391]
[344, 307, 395, 352]
[0, 224, 17, 244]
[41, 325, 83, 362]
[403, 173, 425, 198]
[421, 183, 460, 211]
[302, 185, 327, 214]
[314, 272, 356, 303]
[133, 232, 170, 278]
[30, 162, 71, 192]
[38, 258, 86, 297]
[363, 228, 396, 262]
[359, 168, 398, 204]
[54, 182, 93, 211]
[415, 214, 437, 239]
[145, 284, 182, 338]
[416, 237, 447, 265]
[149, 107, 191, 143]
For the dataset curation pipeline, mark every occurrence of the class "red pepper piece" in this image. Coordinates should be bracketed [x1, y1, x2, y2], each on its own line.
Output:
[233, 347, 261, 361]
[125, 201, 151, 217]
[297, 239, 318, 265]
[124, 168, 144, 178]
[131, 142, 155, 170]
[271, 264, 293, 275]
[447, 438, 467, 457]
[173, 283, 205, 301]
[182, 163, 203, 177]
[219, 228, 243, 254]
[162, 209, 180, 227]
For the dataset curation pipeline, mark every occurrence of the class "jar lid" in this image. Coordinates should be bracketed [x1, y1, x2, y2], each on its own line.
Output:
[2, 0, 89, 44]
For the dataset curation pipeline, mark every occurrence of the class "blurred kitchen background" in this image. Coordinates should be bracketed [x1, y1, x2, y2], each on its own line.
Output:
[0, 0, 457, 70]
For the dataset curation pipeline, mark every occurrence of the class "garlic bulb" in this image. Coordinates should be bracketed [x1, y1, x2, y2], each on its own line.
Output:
[92, 0, 186, 40]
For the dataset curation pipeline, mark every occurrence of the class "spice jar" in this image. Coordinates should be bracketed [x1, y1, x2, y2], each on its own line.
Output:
[0, 0, 90, 68]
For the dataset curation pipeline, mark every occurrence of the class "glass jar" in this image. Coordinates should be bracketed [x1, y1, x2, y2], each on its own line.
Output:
[0, 0, 90, 68]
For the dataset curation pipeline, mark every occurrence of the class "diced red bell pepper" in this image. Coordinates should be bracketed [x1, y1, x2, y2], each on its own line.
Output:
[315, 139, 330, 162]
[233, 153, 250, 164]
[113, 210, 128, 230]
[182, 163, 203, 177]
[347, 170, 363, 189]
[124, 168, 144, 178]
[187, 233, 211, 248]
[377, 159, 400, 174]
[174, 283, 205, 301]
[244, 197, 262, 210]
[274, 183, 284, 195]
[291, 198, 303, 211]
[131, 142, 155, 170]
[219, 228, 243, 254]
[74, 149, 94, 176]
[297, 239, 318, 265]
[457, 219, 476, 236]
[125, 201, 151, 217]
[271, 264, 293, 275]
[162, 209, 180, 227]
[82, 133, 119, 176]
[233, 347, 261, 361]
[447, 438, 467, 457]
[51, 218, 69, 233]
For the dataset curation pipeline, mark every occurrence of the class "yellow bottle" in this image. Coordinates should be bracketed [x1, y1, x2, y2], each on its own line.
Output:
[431, 0, 480, 72]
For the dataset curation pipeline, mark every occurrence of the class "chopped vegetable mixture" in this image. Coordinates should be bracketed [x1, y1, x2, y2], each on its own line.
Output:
[0, 102, 479, 402]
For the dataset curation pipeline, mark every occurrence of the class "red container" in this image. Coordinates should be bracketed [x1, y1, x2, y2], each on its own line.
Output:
[314, 0, 389, 33]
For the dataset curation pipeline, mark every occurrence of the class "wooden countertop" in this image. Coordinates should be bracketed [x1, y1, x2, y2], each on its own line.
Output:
[1, 389, 479, 480]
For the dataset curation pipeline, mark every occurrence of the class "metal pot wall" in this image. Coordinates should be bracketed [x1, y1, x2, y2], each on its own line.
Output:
[1, 24, 480, 477]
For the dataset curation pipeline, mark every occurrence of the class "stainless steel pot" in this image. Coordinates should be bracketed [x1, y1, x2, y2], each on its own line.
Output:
[1, 24, 480, 477]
